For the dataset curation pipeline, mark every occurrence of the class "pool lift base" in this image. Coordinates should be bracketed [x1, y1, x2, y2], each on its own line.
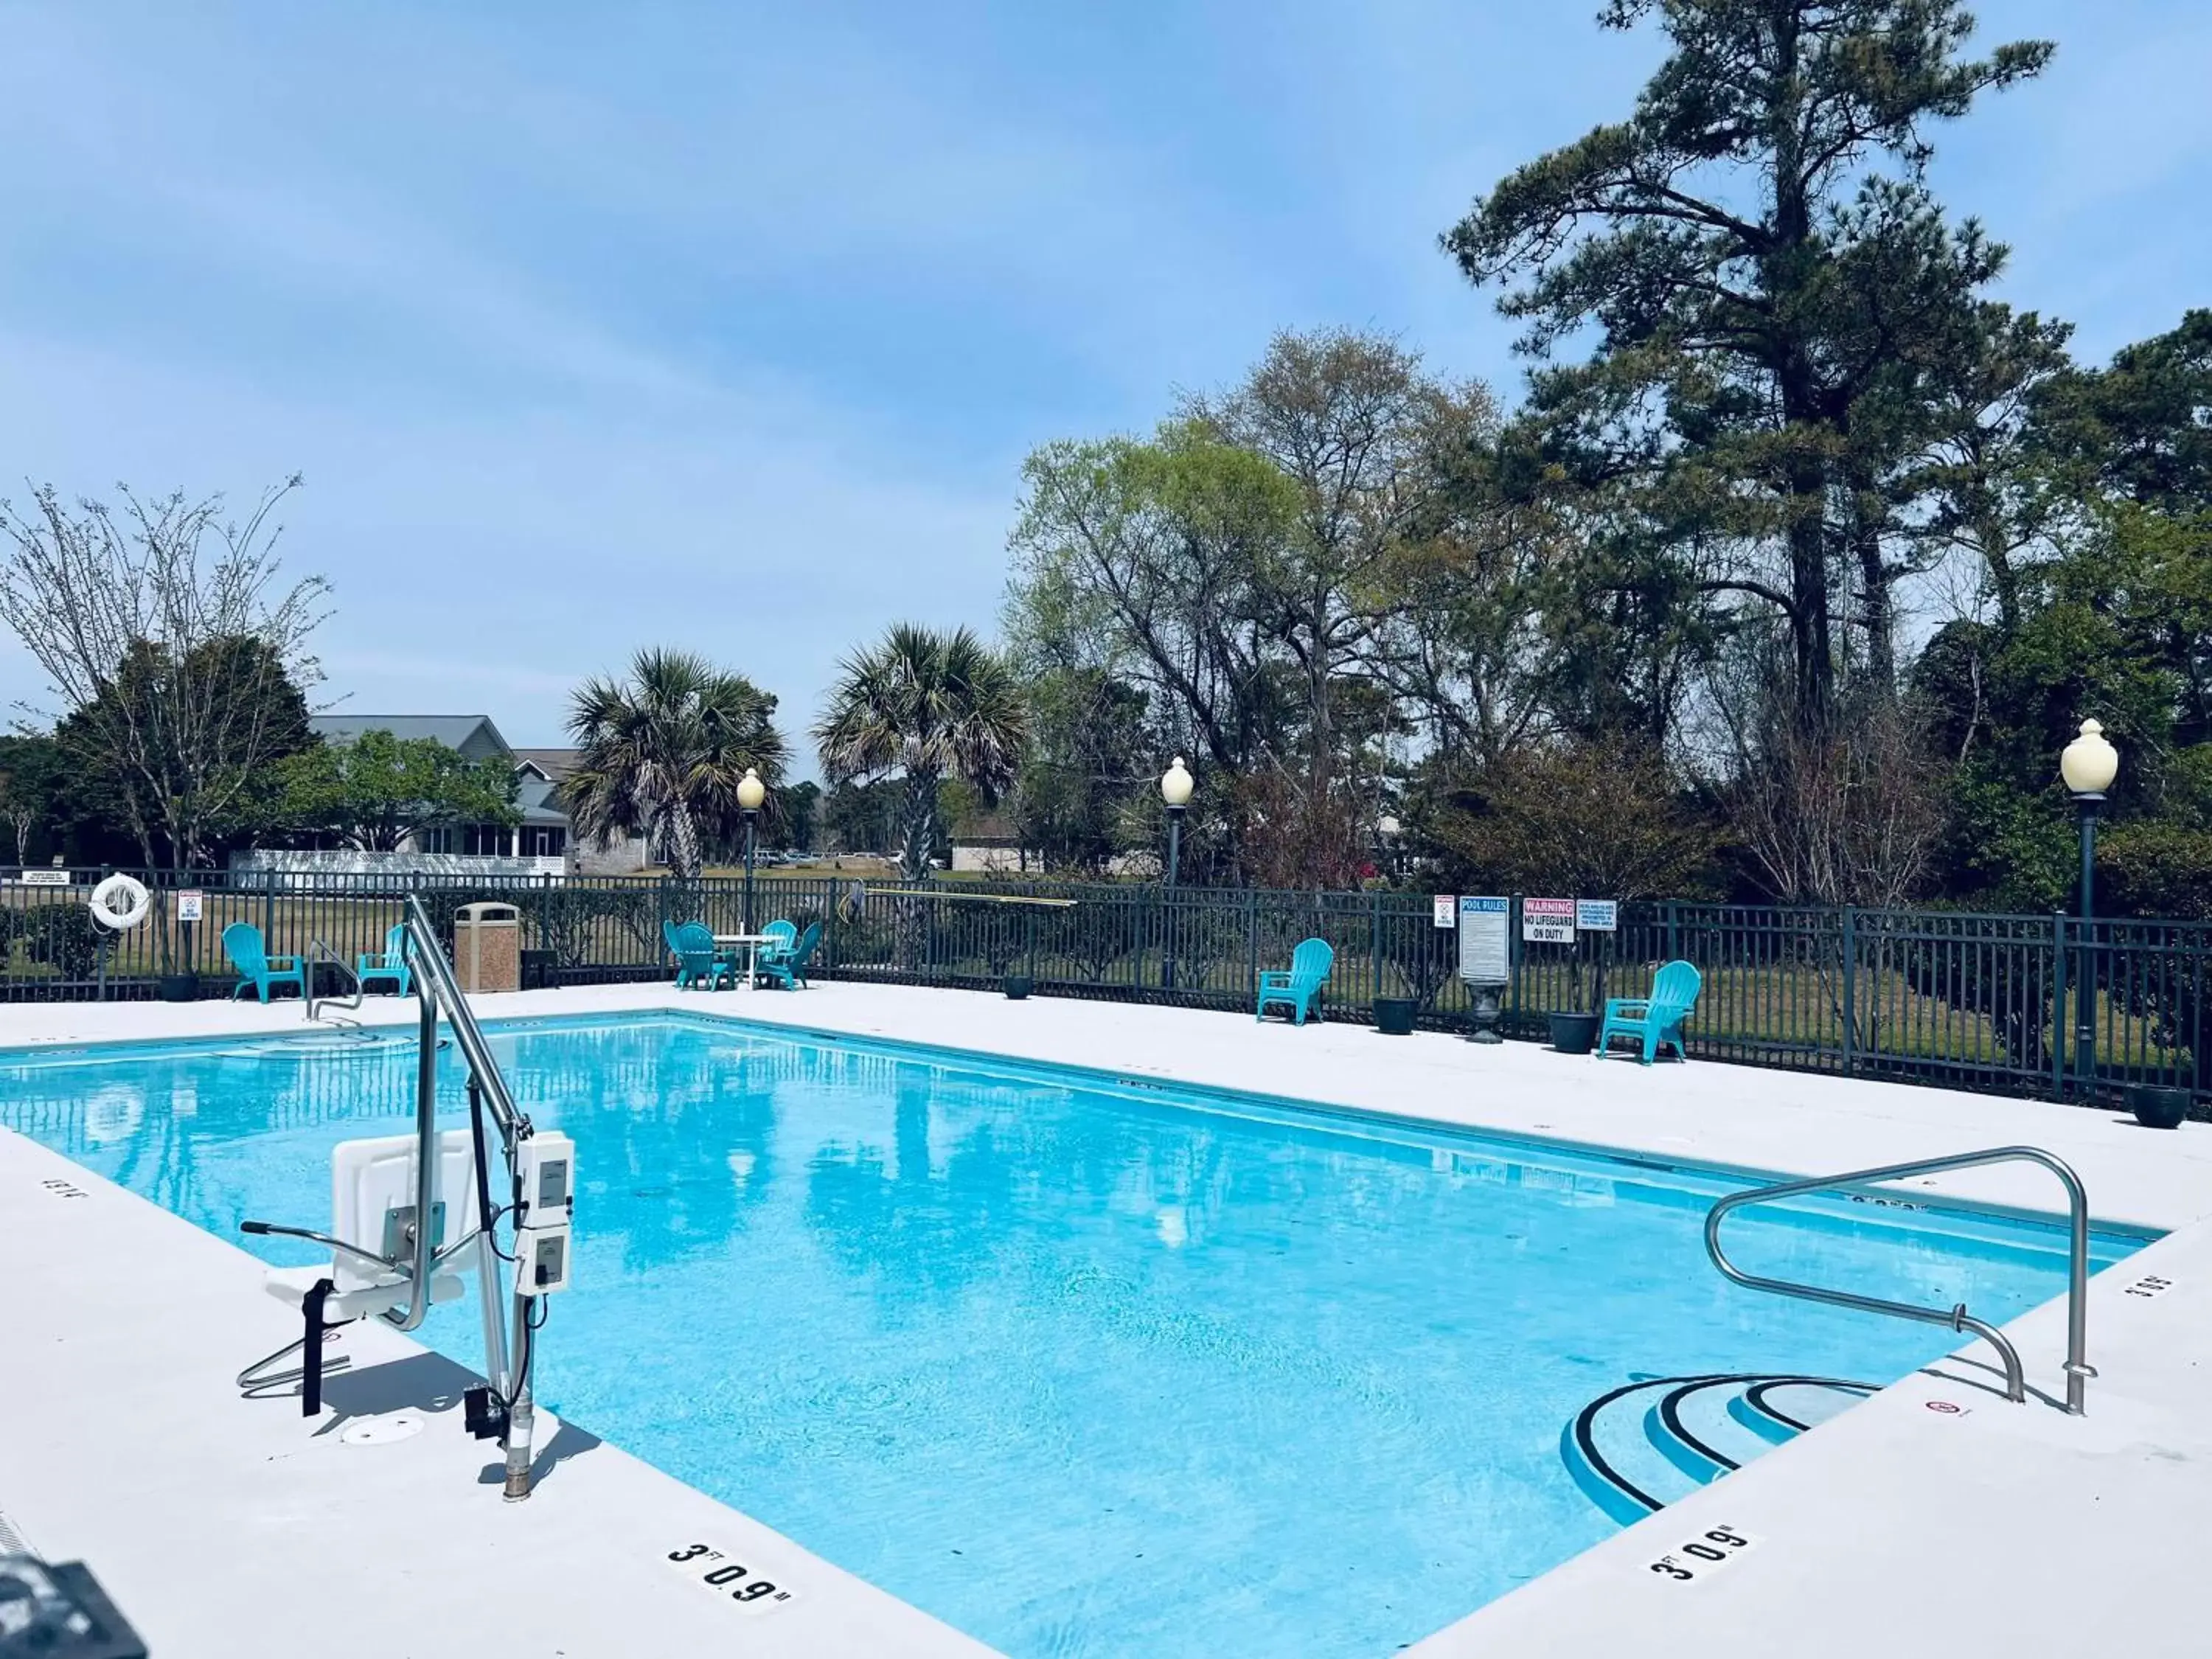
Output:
[237, 894, 574, 1502]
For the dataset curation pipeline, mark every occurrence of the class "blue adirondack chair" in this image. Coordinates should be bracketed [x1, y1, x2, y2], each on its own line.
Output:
[356, 924, 411, 997]
[754, 919, 799, 967]
[223, 922, 307, 1003]
[1256, 937, 1333, 1025]
[664, 919, 733, 990]
[1597, 960, 1702, 1064]
[757, 922, 821, 990]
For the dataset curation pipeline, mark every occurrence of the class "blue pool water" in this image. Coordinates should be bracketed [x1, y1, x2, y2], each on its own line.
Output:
[0, 1014, 2143, 1657]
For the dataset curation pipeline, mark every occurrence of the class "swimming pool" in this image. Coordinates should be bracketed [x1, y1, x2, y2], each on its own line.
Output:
[0, 1013, 2144, 1657]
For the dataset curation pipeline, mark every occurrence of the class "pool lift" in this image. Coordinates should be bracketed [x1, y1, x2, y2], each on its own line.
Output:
[237, 894, 574, 1501]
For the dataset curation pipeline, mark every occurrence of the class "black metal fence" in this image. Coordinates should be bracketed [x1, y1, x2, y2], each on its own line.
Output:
[7, 868, 2205, 1113]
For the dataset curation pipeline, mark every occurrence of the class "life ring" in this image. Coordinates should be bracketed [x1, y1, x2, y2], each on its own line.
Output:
[88, 874, 151, 931]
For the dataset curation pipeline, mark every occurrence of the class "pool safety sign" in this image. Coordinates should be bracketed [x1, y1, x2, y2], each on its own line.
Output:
[1523, 897, 1576, 944]
[1457, 896, 1510, 983]
[1576, 899, 1618, 933]
[176, 890, 204, 922]
[1433, 894, 1457, 929]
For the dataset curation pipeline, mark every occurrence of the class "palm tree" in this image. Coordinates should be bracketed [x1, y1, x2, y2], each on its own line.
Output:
[815, 624, 1028, 880]
[562, 648, 789, 883]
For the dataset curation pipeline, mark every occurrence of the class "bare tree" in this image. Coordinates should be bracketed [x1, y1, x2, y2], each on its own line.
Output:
[0, 479, 327, 870]
[1721, 695, 1947, 911]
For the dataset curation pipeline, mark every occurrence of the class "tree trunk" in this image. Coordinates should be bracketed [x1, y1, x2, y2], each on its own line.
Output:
[666, 802, 703, 884]
[1852, 501, 1896, 686]
[1787, 467, 1835, 726]
[899, 768, 938, 883]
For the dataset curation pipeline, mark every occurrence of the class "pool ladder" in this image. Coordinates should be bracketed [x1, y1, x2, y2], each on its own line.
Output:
[1705, 1146, 2096, 1415]
[303, 936, 363, 1023]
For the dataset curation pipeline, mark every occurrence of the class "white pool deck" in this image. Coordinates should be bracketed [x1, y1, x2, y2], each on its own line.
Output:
[2, 980, 2209, 1656]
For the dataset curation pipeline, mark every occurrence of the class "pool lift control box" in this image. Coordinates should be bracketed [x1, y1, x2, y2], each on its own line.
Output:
[512, 1131, 575, 1296]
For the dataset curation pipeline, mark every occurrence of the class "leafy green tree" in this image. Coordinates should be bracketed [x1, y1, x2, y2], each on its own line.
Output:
[562, 648, 789, 884]
[50, 635, 313, 867]
[1184, 330, 1497, 796]
[275, 730, 520, 852]
[815, 625, 1027, 881]
[1011, 667, 1150, 874]
[2033, 310, 2212, 512]
[768, 779, 821, 854]
[1009, 332, 1491, 881]
[820, 778, 904, 857]
[1443, 0, 2052, 723]
[1907, 305, 2076, 637]
[1916, 503, 2211, 909]
[0, 734, 69, 866]
[1412, 737, 1717, 901]
[1009, 423, 1296, 782]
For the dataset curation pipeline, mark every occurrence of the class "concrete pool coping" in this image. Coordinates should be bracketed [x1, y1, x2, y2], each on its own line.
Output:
[2, 980, 2209, 1655]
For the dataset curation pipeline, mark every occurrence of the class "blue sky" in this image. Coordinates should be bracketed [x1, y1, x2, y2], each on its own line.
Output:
[2, 1, 2206, 762]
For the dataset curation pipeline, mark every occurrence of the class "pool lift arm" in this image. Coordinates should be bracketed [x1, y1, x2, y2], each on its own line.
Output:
[239, 894, 571, 1502]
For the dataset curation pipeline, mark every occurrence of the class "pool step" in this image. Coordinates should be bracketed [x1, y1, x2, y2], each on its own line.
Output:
[1562, 1372, 1874, 1524]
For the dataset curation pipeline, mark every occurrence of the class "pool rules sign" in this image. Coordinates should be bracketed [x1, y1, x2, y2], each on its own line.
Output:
[1456, 897, 1509, 983]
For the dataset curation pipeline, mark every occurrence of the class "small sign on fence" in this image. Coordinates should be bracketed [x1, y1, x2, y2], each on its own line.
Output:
[1523, 897, 1576, 944]
[18, 869, 69, 887]
[1576, 899, 1618, 933]
[1457, 896, 1510, 982]
[1433, 894, 1457, 929]
[176, 890, 204, 923]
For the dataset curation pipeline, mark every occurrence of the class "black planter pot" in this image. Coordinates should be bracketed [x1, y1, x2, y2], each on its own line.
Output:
[1003, 974, 1033, 1001]
[156, 973, 201, 1004]
[1548, 1012, 1600, 1055]
[2132, 1085, 2190, 1130]
[1371, 996, 1417, 1036]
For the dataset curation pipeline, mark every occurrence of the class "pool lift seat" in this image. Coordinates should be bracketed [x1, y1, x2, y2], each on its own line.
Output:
[237, 893, 573, 1503]
[240, 1131, 485, 1411]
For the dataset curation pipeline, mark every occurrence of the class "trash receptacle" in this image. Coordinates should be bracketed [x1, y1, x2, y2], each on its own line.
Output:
[519, 947, 557, 992]
[454, 902, 521, 994]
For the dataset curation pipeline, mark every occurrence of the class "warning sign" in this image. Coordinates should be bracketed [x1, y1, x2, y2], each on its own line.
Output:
[1576, 899, 1618, 933]
[1523, 897, 1576, 944]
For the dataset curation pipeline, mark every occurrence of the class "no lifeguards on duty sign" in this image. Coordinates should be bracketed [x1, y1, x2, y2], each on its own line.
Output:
[1523, 897, 1576, 944]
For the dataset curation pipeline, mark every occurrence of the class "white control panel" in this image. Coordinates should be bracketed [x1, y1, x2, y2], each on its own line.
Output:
[513, 1132, 574, 1295]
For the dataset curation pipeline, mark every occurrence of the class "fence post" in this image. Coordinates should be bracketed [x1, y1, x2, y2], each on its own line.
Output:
[2048, 913, 2065, 1091]
[1246, 888, 1259, 1009]
[1509, 894, 1523, 1035]
[1840, 905, 1857, 1077]
[1370, 889, 1382, 1009]
[1665, 900, 1680, 965]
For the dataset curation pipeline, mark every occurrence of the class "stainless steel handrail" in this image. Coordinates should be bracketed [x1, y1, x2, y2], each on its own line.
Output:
[399, 892, 538, 1500]
[400, 894, 521, 1139]
[304, 936, 363, 1022]
[1705, 1146, 2096, 1415]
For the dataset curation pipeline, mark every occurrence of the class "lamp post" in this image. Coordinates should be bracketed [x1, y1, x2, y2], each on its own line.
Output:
[2059, 719, 2118, 1098]
[1160, 757, 1193, 991]
[737, 767, 767, 935]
